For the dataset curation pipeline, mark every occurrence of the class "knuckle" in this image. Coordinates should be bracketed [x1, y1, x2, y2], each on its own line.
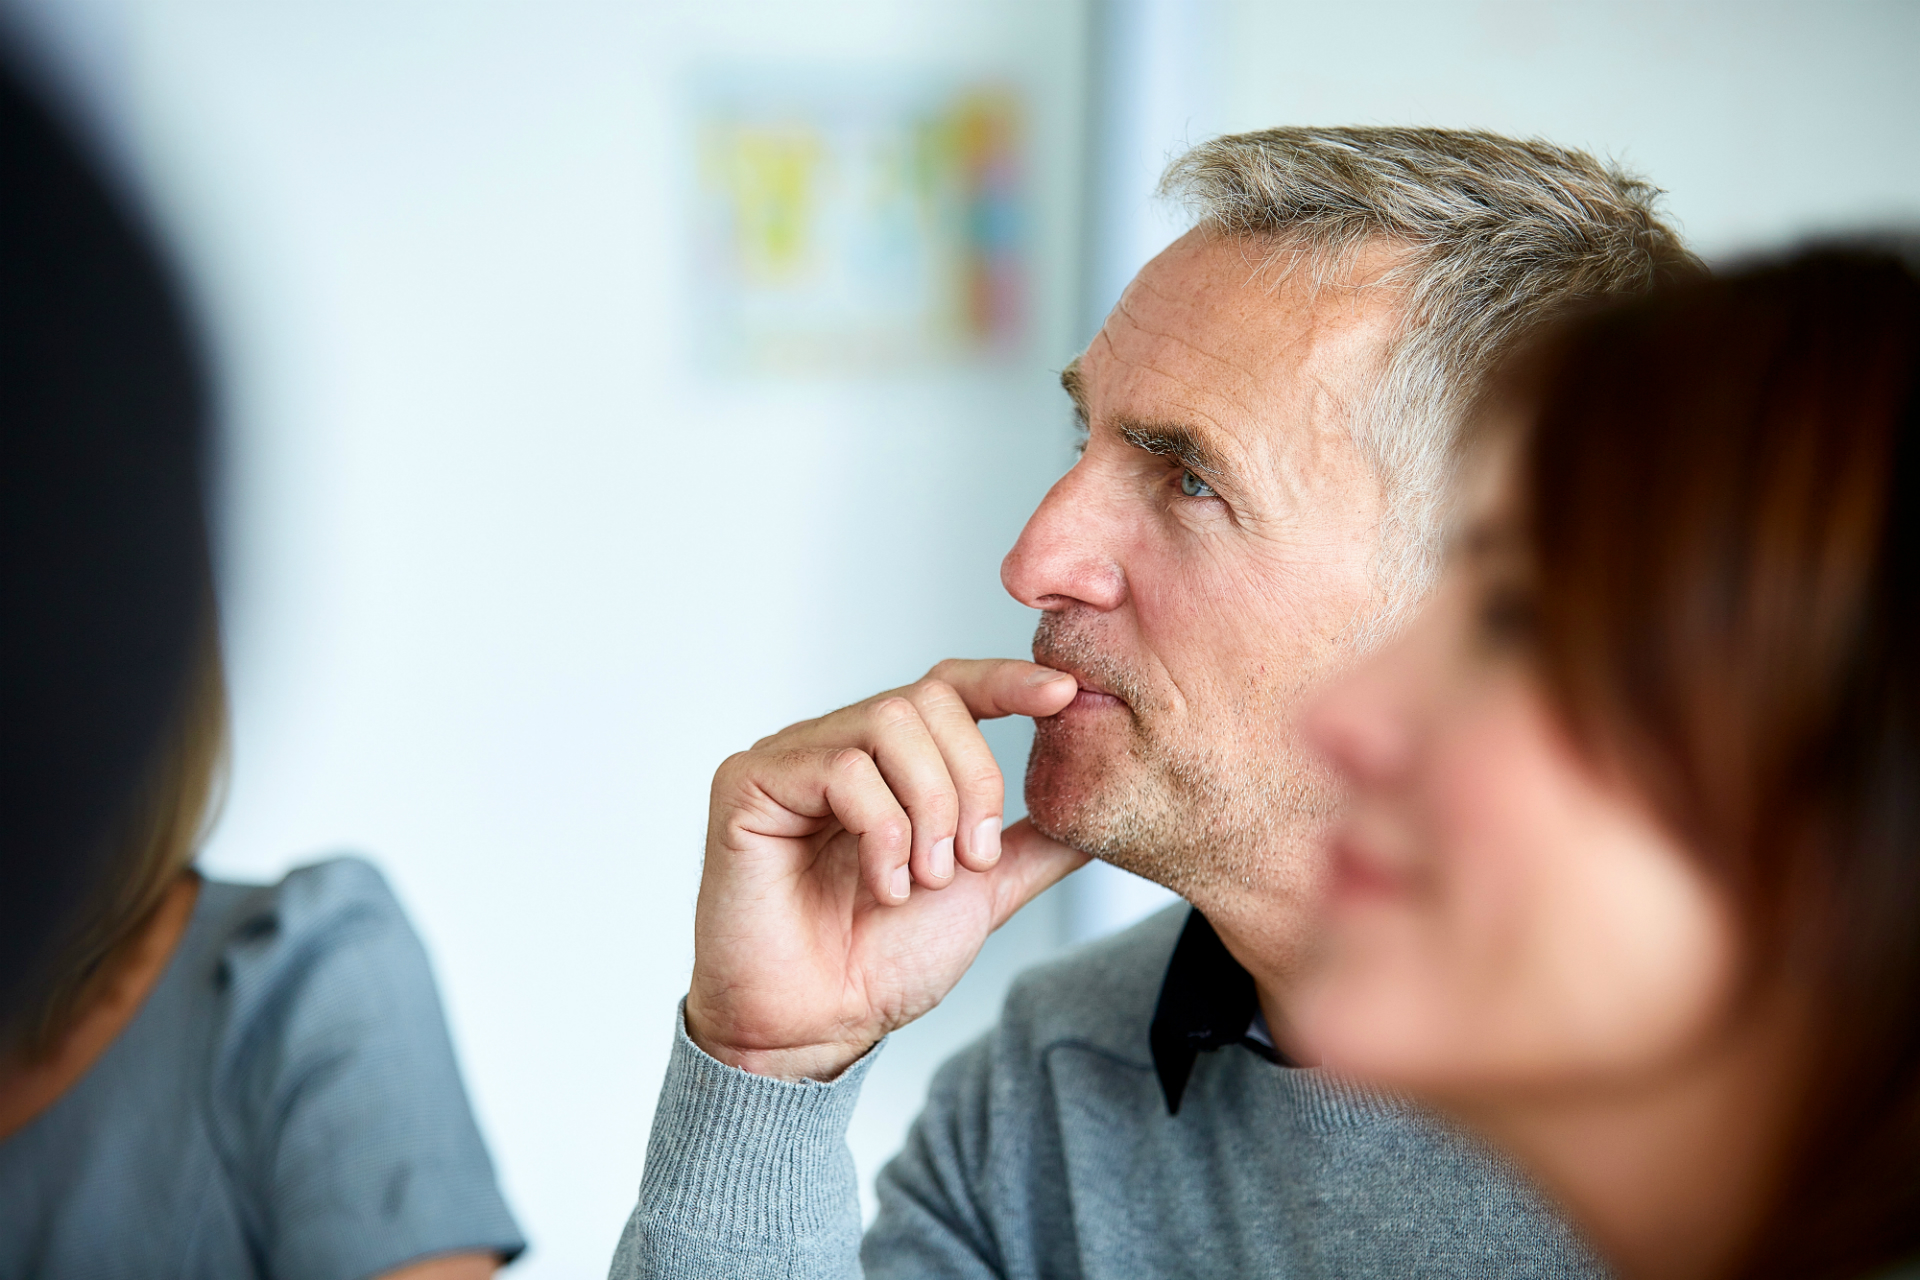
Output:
[916, 785, 960, 822]
[869, 695, 923, 731]
[913, 677, 959, 709]
[872, 816, 911, 851]
[960, 764, 1003, 797]
[712, 750, 754, 789]
[828, 746, 873, 777]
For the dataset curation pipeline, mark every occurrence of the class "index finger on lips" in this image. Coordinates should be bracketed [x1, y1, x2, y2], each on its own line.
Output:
[923, 658, 1078, 722]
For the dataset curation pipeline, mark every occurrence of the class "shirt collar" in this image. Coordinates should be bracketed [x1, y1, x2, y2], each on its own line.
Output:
[1148, 907, 1290, 1115]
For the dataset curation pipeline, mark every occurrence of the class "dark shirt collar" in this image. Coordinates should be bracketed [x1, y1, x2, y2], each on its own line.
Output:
[1148, 907, 1291, 1115]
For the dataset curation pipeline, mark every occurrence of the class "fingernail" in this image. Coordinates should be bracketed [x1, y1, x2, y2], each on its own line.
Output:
[1028, 668, 1074, 687]
[890, 865, 912, 902]
[931, 837, 954, 880]
[974, 817, 1002, 865]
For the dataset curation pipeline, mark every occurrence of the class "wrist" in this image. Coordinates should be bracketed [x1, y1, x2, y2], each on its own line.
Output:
[683, 1002, 876, 1083]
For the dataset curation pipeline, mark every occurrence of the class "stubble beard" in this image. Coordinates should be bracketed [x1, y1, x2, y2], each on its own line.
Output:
[1023, 613, 1344, 907]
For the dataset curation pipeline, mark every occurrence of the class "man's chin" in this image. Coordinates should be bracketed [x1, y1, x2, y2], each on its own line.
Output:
[1022, 795, 1098, 857]
[1025, 759, 1163, 879]
[1023, 733, 1110, 839]
[1036, 820, 1190, 899]
[1025, 714, 1223, 891]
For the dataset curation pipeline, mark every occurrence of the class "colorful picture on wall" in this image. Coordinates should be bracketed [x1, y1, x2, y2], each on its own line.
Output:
[691, 75, 1028, 373]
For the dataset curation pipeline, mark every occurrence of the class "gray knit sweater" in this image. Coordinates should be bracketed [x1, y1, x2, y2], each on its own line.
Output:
[611, 904, 1606, 1279]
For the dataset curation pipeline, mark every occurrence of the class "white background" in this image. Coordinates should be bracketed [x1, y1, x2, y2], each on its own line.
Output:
[9, 2, 1920, 1274]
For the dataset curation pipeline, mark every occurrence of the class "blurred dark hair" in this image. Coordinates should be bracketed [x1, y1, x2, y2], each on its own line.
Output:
[0, 49, 212, 1037]
[1518, 248, 1920, 1279]
[16, 612, 228, 1057]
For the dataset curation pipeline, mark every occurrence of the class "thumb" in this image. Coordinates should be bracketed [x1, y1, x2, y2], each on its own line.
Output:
[985, 818, 1091, 929]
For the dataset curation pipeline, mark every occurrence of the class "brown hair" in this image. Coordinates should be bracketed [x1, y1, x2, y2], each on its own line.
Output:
[1519, 249, 1920, 1278]
[10, 607, 228, 1058]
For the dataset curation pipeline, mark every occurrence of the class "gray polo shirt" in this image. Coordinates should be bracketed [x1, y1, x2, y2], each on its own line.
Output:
[613, 902, 1605, 1278]
[1, 858, 524, 1279]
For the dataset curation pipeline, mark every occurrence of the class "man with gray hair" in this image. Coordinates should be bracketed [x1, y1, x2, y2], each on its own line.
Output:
[613, 127, 1697, 1279]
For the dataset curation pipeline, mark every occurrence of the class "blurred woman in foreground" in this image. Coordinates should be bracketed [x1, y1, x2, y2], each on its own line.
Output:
[1299, 250, 1920, 1280]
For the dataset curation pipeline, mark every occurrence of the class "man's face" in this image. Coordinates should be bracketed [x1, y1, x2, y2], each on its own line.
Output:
[1002, 230, 1399, 956]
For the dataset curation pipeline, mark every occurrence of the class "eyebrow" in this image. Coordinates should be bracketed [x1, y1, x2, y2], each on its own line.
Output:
[1058, 359, 1243, 489]
[1116, 421, 1240, 489]
[1059, 359, 1090, 432]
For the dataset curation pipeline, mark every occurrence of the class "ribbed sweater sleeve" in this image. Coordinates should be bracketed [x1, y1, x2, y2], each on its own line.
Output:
[608, 1005, 877, 1280]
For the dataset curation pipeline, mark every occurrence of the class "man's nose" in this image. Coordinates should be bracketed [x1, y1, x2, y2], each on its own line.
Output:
[1000, 465, 1126, 613]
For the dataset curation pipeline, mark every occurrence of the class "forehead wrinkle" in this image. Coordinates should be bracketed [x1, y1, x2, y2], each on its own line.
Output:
[1108, 283, 1276, 403]
[1091, 295, 1240, 435]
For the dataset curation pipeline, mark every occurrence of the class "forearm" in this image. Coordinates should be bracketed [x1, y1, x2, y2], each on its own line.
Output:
[609, 1006, 876, 1280]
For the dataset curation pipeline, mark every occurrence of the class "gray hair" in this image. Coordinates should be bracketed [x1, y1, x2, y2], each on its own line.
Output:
[1160, 125, 1702, 638]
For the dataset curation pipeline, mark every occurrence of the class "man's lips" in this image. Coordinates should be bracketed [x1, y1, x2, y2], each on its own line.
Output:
[1033, 660, 1129, 713]
[1066, 687, 1127, 713]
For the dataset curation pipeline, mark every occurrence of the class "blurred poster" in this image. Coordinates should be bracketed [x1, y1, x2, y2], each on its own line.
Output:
[692, 74, 1028, 373]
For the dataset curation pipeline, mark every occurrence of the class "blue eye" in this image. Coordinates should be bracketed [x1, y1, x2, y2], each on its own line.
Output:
[1179, 470, 1216, 498]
